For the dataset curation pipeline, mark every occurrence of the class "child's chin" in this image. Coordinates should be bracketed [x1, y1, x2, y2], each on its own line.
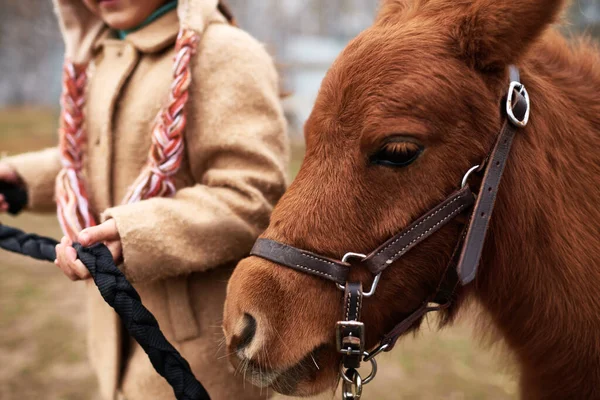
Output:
[102, 10, 143, 31]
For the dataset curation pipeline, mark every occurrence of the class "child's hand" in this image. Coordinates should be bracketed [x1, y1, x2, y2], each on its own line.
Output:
[79, 220, 123, 263]
[54, 219, 123, 281]
[0, 162, 21, 213]
[55, 236, 91, 281]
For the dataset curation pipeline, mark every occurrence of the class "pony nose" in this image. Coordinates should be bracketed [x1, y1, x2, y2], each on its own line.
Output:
[236, 313, 257, 351]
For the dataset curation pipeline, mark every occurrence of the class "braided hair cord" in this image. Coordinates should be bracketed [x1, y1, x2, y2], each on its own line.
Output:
[55, 62, 96, 241]
[123, 29, 199, 204]
[55, 29, 200, 237]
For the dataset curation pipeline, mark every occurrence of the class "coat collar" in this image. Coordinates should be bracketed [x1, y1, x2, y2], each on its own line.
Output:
[95, 10, 180, 54]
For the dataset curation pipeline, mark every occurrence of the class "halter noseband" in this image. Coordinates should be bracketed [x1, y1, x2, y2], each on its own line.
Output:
[250, 65, 530, 399]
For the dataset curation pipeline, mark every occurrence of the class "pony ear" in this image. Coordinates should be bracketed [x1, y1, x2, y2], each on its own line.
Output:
[453, 0, 566, 71]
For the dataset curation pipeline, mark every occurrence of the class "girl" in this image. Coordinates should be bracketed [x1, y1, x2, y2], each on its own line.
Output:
[0, 1, 288, 399]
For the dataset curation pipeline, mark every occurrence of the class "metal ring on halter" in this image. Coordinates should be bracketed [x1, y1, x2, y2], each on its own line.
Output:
[506, 81, 530, 127]
[461, 165, 481, 189]
[342, 369, 363, 400]
[336, 253, 382, 297]
[341, 252, 367, 264]
[339, 352, 378, 385]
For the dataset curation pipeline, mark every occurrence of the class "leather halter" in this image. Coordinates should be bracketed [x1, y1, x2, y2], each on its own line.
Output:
[250, 66, 530, 395]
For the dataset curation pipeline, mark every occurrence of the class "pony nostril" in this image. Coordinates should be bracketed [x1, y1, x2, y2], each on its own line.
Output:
[237, 313, 257, 351]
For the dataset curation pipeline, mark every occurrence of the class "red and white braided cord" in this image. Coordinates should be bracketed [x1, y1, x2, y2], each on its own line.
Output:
[56, 29, 199, 240]
[55, 62, 96, 241]
[123, 29, 199, 204]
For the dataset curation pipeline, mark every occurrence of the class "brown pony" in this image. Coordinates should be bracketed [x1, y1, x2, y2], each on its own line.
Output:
[223, 0, 600, 398]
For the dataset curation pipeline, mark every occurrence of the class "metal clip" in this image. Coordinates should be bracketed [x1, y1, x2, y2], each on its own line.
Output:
[342, 369, 363, 400]
[364, 343, 390, 362]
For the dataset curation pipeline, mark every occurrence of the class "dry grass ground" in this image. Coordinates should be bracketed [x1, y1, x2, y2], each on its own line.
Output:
[0, 109, 517, 400]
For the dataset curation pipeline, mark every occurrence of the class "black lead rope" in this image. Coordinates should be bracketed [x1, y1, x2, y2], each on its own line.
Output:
[0, 184, 210, 400]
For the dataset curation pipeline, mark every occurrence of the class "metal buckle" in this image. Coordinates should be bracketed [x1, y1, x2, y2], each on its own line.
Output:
[336, 253, 381, 297]
[336, 320, 365, 356]
[506, 81, 530, 127]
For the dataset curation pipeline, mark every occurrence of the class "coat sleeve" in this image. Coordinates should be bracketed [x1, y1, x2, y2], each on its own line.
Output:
[2, 148, 62, 212]
[102, 23, 289, 283]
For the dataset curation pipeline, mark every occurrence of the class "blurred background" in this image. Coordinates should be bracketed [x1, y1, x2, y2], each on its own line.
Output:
[0, 1, 598, 399]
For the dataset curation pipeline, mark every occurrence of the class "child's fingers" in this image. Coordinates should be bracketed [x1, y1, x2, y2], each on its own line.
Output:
[71, 259, 91, 280]
[55, 243, 78, 281]
[55, 239, 89, 281]
[65, 246, 90, 279]
[61, 235, 73, 247]
[105, 240, 123, 264]
[79, 220, 119, 246]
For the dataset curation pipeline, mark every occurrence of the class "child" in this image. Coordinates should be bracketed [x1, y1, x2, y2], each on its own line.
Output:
[0, 1, 288, 399]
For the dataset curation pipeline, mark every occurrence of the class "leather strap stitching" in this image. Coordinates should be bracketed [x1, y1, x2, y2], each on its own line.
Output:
[301, 252, 341, 267]
[377, 197, 470, 270]
[294, 264, 337, 280]
[373, 195, 465, 259]
[345, 290, 351, 321]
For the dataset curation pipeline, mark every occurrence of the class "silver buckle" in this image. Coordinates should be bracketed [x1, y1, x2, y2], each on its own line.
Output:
[336, 320, 365, 357]
[506, 81, 530, 127]
[336, 253, 381, 297]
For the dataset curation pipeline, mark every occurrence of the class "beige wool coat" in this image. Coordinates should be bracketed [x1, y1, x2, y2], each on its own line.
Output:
[4, 1, 288, 399]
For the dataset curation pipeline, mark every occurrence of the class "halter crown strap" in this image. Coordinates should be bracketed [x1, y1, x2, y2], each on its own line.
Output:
[456, 66, 529, 284]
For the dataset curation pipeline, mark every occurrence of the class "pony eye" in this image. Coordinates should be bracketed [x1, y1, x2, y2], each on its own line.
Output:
[371, 140, 423, 167]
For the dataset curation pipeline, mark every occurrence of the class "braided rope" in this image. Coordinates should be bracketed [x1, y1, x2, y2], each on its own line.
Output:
[0, 223, 210, 400]
[123, 29, 199, 204]
[76, 243, 210, 400]
[0, 225, 57, 262]
[55, 62, 96, 241]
